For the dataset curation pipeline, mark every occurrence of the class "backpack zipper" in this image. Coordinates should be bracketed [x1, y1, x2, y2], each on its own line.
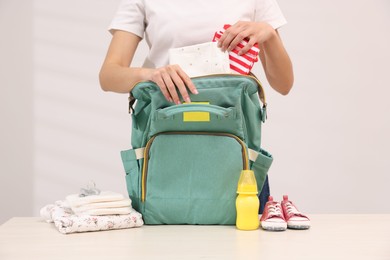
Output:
[141, 131, 249, 202]
[191, 73, 266, 106]
[129, 74, 266, 113]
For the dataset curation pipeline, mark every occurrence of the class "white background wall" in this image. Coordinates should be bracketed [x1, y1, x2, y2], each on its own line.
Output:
[1, 0, 389, 224]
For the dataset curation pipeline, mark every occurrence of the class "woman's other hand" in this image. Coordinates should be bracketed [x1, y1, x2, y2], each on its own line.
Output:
[217, 21, 276, 56]
[217, 21, 293, 95]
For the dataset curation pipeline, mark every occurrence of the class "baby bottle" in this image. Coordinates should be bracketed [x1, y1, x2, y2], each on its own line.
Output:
[236, 170, 260, 230]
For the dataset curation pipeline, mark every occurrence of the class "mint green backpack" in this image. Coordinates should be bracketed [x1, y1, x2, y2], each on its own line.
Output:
[120, 75, 273, 225]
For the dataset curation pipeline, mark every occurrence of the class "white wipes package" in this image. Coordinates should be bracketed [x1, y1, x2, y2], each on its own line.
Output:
[169, 42, 231, 78]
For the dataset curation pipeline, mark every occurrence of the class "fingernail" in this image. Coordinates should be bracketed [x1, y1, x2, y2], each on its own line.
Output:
[194, 89, 199, 94]
[176, 100, 181, 105]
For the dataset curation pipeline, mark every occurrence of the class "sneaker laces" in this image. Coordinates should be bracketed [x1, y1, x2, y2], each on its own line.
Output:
[284, 202, 300, 215]
[267, 203, 283, 218]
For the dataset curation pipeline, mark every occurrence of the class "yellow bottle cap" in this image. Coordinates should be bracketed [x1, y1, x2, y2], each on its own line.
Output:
[237, 170, 258, 194]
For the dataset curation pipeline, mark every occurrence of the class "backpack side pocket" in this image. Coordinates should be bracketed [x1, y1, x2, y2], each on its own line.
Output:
[120, 149, 141, 212]
[250, 148, 273, 193]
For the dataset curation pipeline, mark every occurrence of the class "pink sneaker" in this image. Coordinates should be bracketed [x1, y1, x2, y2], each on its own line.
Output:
[260, 196, 287, 231]
[281, 195, 310, 230]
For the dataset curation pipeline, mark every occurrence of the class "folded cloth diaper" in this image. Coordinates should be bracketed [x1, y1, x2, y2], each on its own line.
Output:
[75, 207, 133, 216]
[71, 198, 132, 214]
[40, 200, 143, 234]
[213, 24, 260, 75]
[66, 191, 125, 208]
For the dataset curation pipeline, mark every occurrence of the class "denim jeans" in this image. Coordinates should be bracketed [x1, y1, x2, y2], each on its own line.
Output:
[258, 175, 270, 214]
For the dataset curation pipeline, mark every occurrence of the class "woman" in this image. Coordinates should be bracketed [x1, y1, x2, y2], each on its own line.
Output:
[99, 0, 293, 213]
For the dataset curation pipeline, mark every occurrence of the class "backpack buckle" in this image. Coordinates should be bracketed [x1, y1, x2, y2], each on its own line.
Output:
[128, 95, 136, 114]
[261, 104, 267, 123]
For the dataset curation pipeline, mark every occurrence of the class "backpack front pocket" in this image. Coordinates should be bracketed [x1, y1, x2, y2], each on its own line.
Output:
[149, 104, 244, 139]
[141, 132, 249, 225]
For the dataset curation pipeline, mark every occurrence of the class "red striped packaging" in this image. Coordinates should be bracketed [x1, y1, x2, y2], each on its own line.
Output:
[212, 24, 260, 75]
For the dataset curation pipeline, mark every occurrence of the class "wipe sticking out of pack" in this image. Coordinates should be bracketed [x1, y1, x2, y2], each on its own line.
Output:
[213, 24, 260, 75]
[169, 41, 231, 77]
[66, 191, 125, 208]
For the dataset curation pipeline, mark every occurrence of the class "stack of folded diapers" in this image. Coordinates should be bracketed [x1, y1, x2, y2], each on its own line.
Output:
[40, 189, 143, 234]
[66, 191, 132, 216]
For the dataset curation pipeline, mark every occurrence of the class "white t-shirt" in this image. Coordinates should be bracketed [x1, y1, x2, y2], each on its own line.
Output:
[109, 0, 287, 68]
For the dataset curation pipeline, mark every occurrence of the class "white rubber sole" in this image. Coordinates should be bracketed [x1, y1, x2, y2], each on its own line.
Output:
[287, 220, 311, 230]
[261, 221, 287, 231]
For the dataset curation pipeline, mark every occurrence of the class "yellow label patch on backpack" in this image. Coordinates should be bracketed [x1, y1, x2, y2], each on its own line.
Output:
[183, 102, 210, 122]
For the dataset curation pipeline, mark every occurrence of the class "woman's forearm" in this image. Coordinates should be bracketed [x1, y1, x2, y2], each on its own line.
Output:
[99, 62, 197, 104]
[99, 30, 154, 93]
[99, 63, 153, 93]
[261, 31, 294, 95]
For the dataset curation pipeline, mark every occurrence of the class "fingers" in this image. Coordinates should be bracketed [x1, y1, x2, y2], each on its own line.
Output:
[153, 76, 173, 103]
[219, 29, 251, 55]
[162, 71, 181, 104]
[218, 29, 239, 52]
[151, 65, 198, 104]
[177, 69, 198, 95]
[217, 22, 259, 55]
[238, 37, 257, 56]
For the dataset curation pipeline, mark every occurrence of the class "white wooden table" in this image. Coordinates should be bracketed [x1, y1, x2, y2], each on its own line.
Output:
[0, 215, 389, 260]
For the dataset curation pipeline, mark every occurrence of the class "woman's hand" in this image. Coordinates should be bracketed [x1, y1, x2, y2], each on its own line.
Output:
[217, 21, 294, 95]
[147, 65, 198, 104]
[217, 21, 276, 55]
